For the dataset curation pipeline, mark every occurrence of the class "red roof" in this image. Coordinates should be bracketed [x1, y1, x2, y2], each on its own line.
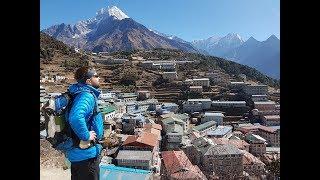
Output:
[238, 126, 260, 134]
[258, 125, 277, 133]
[143, 128, 161, 140]
[209, 138, 229, 145]
[122, 132, 158, 147]
[228, 139, 250, 150]
[241, 150, 264, 165]
[161, 151, 206, 179]
[144, 123, 163, 131]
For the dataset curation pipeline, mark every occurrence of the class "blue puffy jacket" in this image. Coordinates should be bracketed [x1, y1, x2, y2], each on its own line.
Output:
[59, 83, 104, 163]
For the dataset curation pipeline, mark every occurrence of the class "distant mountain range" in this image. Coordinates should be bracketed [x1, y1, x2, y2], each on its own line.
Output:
[40, 31, 279, 88]
[42, 5, 279, 79]
[192, 34, 280, 79]
[42, 6, 197, 53]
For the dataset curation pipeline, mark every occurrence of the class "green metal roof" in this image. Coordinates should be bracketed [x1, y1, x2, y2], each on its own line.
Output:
[162, 117, 185, 125]
[101, 105, 117, 114]
[173, 113, 189, 120]
[193, 121, 216, 132]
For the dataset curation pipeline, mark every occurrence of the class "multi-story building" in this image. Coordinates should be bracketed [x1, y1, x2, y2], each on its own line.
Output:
[162, 72, 178, 80]
[193, 121, 217, 136]
[100, 105, 117, 121]
[183, 99, 212, 113]
[244, 84, 268, 95]
[161, 103, 179, 113]
[161, 151, 207, 180]
[193, 78, 210, 87]
[183, 137, 215, 166]
[229, 139, 250, 152]
[118, 93, 138, 103]
[254, 101, 276, 111]
[94, 58, 129, 64]
[121, 131, 160, 164]
[241, 150, 266, 176]
[140, 61, 176, 70]
[126, 99, 159, 114]
[208, 138, 250, 152]
[251, 95, 268, 102]
[99, 92, 113, 100]
[183, 101, 202, 113]
[161, 113, 189, 131]
[261, 115, 280, 126]
[184, 78, 210, 87]
[203, 144, 244, 179]
[115, 150, 153, 170]
[206, 125, 233, 138]
[206, 70, 230, 85]
[160, 62, 176, 70]
[165, 123, 184, 150]
[201, 112, 224, 125]
[229, 81, 247, 90]
[162, 116, 187, 133]
[245, 134, 267, 155]
[211, 101, 247, 108]
[122, 113, 146, 134]
[257, 126, 280, 147]
[236, 123, 260, 134]
[190, 86, 203, 93]
[122, 130, 161, 172]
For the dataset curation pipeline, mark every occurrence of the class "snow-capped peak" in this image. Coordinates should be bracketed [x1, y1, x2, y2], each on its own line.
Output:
[225, 33, 244, 42]
[96, 6, 129, 20]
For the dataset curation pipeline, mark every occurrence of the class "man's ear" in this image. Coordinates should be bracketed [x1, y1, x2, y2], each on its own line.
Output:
[85, 79, 91, 85]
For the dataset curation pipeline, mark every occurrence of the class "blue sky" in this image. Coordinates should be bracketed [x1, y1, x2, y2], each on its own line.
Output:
[40, 0, 280, 42]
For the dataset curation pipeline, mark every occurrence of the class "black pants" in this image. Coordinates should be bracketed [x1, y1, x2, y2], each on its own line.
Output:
[71, 157, 100, 180]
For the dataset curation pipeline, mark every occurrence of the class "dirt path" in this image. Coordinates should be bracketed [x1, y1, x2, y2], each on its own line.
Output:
[40, 167, 70, 180]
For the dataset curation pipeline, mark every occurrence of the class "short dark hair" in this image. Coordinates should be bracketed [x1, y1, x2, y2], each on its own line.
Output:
[74, 66, 91, 82]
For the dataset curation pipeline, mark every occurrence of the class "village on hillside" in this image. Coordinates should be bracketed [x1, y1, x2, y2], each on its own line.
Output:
[40, 52, 280, 180]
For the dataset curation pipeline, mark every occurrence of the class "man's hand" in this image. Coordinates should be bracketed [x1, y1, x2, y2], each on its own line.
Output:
[88, 131, 97, 141]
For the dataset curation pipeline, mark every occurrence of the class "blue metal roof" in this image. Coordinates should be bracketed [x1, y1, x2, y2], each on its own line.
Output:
[207, 126, 232, 136]
[99, 164, 152, 180]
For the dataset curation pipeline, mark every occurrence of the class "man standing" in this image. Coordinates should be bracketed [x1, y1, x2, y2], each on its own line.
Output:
[65, 66, 103, 180]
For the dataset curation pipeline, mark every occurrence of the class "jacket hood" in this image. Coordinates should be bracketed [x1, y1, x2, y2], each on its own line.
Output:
[68, 83, 101, 97]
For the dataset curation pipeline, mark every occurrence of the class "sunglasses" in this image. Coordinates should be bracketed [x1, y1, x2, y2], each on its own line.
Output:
[93, 74, 99, 78]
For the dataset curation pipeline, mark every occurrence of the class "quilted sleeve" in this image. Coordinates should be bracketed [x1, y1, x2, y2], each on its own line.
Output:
[68, 92, 95, 141]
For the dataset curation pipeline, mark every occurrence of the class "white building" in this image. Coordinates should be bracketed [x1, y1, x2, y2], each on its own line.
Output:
[244, 84, 268, 95]
[211, 101, 247, 108]
[201, 112, 224, 125]
[193, 78, 210, 87]
[184, 78, 210, 87]
[251, 95, 268, 102]
[206, 71, 229, 84]
[189, 86, 203, 93]
[99, 92, 113, 100]
[229, 81, 247, 90]
[160, 62, 176, 70]
[119, 93, 138, 103]
[183, 99, 212, 113]
[162, 72, 178, 80]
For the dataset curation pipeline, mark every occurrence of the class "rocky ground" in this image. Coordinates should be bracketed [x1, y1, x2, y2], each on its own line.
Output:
[40, 139, 70, 180]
